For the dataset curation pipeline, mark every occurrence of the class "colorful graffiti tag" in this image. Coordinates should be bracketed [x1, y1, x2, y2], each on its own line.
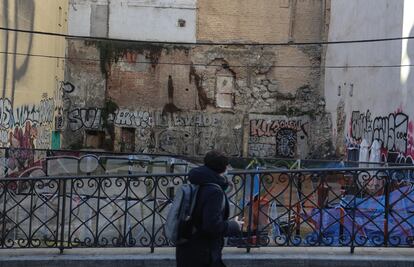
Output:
[248, 114, 310, 158]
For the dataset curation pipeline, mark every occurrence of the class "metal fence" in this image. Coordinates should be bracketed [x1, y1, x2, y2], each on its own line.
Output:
[1, 166, 414, 253]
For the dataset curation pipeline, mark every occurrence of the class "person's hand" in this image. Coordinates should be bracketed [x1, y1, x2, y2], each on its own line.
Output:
[234, 216, 244, 230]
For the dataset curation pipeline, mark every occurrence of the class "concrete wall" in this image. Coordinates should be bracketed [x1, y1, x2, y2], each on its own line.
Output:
[68, 0, 197, 42]
[324, 0, 414, 162]
[0, 0, 68, 152]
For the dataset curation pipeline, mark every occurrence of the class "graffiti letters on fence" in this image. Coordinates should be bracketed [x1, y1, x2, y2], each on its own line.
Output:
[248, 115, 309, 158]
[350, 110, 409, 153]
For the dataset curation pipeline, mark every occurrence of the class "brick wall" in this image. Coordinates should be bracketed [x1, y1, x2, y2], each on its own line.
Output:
[197, 0, 325, 43]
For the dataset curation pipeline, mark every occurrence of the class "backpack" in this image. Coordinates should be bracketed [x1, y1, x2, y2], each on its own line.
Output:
[164, 183, 225, 245]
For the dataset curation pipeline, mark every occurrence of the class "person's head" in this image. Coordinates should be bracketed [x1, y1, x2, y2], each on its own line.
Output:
[204, 150, 229, 174]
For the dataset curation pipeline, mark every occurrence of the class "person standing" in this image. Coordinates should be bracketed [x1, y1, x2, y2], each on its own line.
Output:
[176, 150, 243, 267]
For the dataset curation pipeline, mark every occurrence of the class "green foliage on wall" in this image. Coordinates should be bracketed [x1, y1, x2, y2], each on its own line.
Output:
[93, 40, 190, 77]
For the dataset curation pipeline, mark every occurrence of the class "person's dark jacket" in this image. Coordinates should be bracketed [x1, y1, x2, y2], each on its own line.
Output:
[176, 166, 240, 267]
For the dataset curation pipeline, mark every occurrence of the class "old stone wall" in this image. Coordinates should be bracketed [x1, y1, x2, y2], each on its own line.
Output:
[62, 39, 332, 158]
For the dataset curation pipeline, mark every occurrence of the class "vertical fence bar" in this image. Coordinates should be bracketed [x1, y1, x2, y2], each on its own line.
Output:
[255, 172, 262, 247]
[28, 179, 34, 248]
[67, 178, 74, 248]
[350, 171, 357, 254]
[123, 177, 130, 246]
[59, 179, 67, 253]
[339, 207, 344, 241]
[246, 172, 255, 252]
[287, 173, 294, 246]
[296, 177, 302, 236]
[384, 175, 390, 247]
[95, 178, 101, 247]
[55, 178, 61, 249]
[240, 173, 247, 249]
[318, 176, 324, 246]
[1, 180, 7, 248]
[151, 176, 158, 253]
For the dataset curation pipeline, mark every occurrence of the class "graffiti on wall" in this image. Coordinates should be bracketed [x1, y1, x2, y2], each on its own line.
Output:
[155, 112, 240, 155]
[0, 97, 55, 148]
[350, 110, 409, 153]
[115, 109, 153, 128]
[0, 96, 56, 173]
[0, 1, 60, 152]
[248, 115, 310, 158]
[0, 98, 54, 129]
[153, 111, 221, 128]
[347, 109, 414, 164]
[65, 102, 241, 156]
[68, 108, 153, 131]
[68, 108, 103, 131]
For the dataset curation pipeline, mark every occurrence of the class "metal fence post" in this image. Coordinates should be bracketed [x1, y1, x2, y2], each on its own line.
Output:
[350, 171, 357, 254]
[123, 177, 130, 246]
[384, 175, 390, 247]
[246, 173, 255, 253]
[151, 175, 158, 253]
[59, 179, 67, 253]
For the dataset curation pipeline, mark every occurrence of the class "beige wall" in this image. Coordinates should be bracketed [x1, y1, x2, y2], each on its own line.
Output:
[0, 0, 68, 149]
[197, 0, 325, 43]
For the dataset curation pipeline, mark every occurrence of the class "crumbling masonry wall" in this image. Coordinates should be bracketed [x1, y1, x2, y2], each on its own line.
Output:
[62, 39, 332, 158]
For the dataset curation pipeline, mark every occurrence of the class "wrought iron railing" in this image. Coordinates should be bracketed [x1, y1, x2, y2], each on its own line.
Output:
[1, 166, 414, 253]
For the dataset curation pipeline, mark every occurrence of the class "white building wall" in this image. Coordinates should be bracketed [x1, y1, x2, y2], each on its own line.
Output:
[324, 0, 414, 162]
[68, 0, 196, 42]
[68, 0, 102, 36]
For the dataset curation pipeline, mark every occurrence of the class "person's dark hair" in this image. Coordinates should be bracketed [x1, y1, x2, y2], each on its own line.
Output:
[204, 150, 229, 174]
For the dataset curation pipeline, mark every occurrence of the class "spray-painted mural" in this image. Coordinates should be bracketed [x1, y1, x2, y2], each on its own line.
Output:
[0, 97, 55, 148]
[65, 102, 242, 156]
[347, 109, 413, 164]
[248, 114, 310, 158]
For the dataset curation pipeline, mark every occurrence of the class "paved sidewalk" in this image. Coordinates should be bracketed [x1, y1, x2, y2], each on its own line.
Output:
[0, 247, 413, 267]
